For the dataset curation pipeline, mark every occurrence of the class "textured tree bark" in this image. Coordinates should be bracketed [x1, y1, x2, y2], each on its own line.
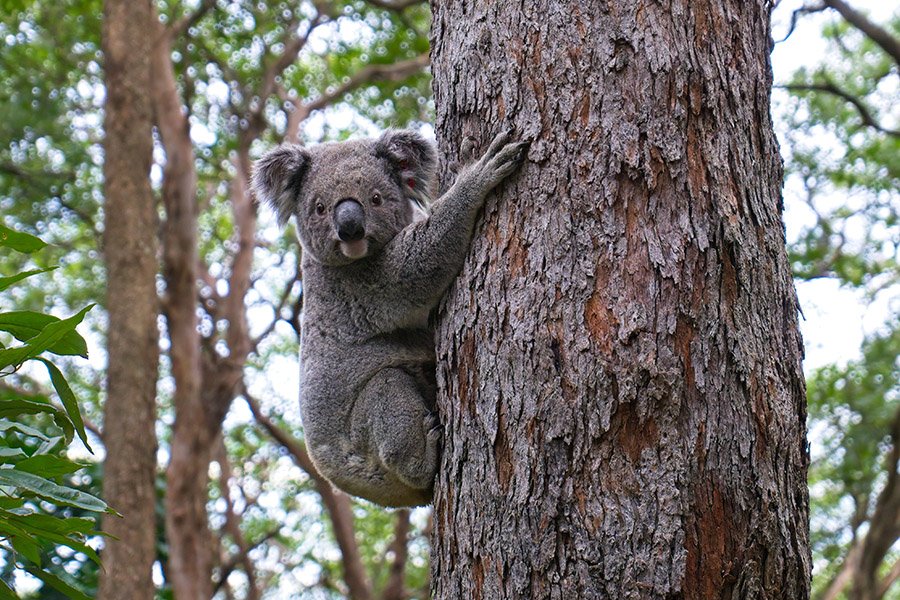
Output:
[430, 1, 811, 598]
[98, 0, 159, 598]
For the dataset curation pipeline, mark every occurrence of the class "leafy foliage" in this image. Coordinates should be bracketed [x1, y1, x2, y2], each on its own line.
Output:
[776, 5, 900, 596]
[0, 227, 107, 598]
[780, 15, 899, 291]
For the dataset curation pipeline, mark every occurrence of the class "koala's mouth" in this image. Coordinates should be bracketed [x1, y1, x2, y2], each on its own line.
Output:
[339, 239, 369, 260]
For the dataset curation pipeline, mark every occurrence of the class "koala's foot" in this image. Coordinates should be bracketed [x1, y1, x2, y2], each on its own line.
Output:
[365, 368, 442, 494]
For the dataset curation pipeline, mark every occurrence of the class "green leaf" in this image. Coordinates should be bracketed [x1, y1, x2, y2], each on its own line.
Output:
[0, 447, 27, 460]
[0, 267, 56, 293]
[0, 570, 16, 600]
[24, 564, 91, 600]
[0, 224, 47, 253]
[0, 468, 110, 513]
[11, 530, 41, 565]
[16, 454, 83, 478]
[35, 358, 91, 452]
[32, 435, 66, 457]
[0, 311, 89, 357]
[0, 304, 93, 371]
[0, 497, 26, 510]
[0, 405, 56, 434]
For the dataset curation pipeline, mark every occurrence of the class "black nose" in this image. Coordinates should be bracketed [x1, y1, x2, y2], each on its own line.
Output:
[334, 199, 365, 242]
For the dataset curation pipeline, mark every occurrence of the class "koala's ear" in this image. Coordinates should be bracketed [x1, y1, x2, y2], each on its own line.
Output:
[373, 129, 437, 197]
[251, 145, 311, 227]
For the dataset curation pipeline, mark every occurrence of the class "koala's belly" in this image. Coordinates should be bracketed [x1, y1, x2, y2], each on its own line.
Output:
[298, 329, 434, 417]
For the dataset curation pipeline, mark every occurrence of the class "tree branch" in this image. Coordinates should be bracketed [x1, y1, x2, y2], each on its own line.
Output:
[243, 390, 374, 600]
[167, 0, 217, 40]
[774, 3, 826, 43]
[381, 509, 410, 600]
[212, 438, 261, 600]
[285, 53, 430, 143]
[877, 554, 900, 599]
[776, 81, 900, 137]
[853, 408, 900, 598]
[364, 0, 425, 10]
[822, 0, 900, 67]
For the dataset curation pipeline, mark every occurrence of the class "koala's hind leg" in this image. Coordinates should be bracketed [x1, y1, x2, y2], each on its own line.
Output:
[362, 368, 441, 494]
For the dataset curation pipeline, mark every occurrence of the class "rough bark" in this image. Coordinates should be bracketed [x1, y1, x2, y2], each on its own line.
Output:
[98, 0, 159, 597]
[430, 1, 810, 599]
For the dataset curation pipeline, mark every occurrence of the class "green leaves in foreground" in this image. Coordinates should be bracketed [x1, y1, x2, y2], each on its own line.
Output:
[0, 227, 106, 598]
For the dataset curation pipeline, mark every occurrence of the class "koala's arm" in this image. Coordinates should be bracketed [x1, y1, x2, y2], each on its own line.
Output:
[382, 130, 528, 302]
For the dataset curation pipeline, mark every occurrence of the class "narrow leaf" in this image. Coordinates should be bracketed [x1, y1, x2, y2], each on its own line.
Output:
[0, 304, 93, 371]
[0, 224, 46, 253]
[35, 358, 91, 451]
[0, 468, 110, 513]
[10, 531, 41, 565]
[0, 267, 56, 293]
[24, 565, 91, 600]
[0, 570, 16, 600]
[0, 411, 54, 438]
[0, 447, 27, 460]
[16, 455, 83, 478]
[0, 311, 88, 357]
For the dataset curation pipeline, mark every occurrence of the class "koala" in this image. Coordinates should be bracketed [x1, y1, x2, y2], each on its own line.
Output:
[252, 128, 528, 507]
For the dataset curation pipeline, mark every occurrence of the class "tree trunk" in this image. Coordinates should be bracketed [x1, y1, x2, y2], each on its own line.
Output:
[98, 0, 159, 598]
[150, 15, 212, 599]
[430, 1, 810, 598]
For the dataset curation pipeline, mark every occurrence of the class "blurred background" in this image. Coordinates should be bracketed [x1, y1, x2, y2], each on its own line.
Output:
[0, 0, 896, 597]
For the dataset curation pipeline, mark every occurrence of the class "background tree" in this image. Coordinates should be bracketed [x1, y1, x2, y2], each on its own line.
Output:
[430, 0, 810, 597]
[97, 0, 159, 597]
[774, 3, 899, 599]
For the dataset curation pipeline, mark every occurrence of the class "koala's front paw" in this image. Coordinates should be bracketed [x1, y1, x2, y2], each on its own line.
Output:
[473, 129, 529, 190]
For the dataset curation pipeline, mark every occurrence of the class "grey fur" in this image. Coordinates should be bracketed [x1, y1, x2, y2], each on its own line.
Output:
[252, 129, 528, 507]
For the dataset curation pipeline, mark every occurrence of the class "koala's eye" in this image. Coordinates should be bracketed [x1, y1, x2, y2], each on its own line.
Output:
[371, 192, 383, 207]
[315, 202, 326, 215]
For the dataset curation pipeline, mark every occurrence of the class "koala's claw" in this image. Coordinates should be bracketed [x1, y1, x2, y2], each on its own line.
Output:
[484, 128, 515, 159]
[424, 412, 442, 434]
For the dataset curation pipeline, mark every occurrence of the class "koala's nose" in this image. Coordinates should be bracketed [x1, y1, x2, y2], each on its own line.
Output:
[334, 199, 366, 242]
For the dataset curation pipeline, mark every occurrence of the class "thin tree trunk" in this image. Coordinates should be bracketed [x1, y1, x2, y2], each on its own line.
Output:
[430, 1, 810, 598]
[151, 15, 211, 599]
[98, 0, 159, 597]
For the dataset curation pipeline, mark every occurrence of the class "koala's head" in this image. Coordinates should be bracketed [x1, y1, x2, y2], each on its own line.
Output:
[252, 130, 436, 267]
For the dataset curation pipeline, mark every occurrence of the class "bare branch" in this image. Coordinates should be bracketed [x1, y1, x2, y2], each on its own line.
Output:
[364, 0, 425, 10]
[243, 390, 374, 600]
[822, 0, 900, 67]
[774, 3, 826, 44]
[877, 554, 900, 599]
[212, 438, 261, 600]
[167, 0, 217, 40]
[247, 13, 328, 139]
[853, 408, 900, 598]
[250, 258, 302, 351]
[776, 81, 900, 137]
[285, 53, 430, 143]
[381, 510, 410, 600]
[814, 541, 861, 600]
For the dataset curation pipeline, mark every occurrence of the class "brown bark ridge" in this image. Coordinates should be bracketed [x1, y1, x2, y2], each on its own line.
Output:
[151, 13, 211, 598]
[430, 1, 810, 598]
[98, 0, 159, 598]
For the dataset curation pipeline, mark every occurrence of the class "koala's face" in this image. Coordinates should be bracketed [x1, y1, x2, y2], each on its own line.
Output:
[252, 131, 436, 267]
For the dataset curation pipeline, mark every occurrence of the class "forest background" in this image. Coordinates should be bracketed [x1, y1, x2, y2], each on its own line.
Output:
[0, 0, 897, 598]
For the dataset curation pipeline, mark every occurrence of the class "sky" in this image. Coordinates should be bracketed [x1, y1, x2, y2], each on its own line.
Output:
[770, 0, 898, 372]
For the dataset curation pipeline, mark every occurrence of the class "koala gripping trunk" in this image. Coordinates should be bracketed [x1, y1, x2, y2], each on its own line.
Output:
[430, 0, 810, 598]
